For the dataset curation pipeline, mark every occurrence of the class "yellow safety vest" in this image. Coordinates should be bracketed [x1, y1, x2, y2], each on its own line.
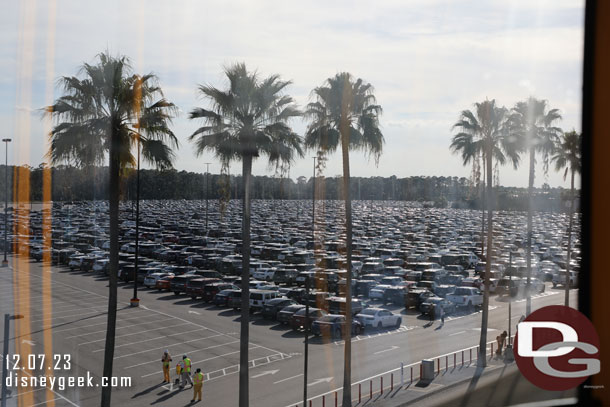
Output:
[193, 372, 204, 385]
[162, 355, 171, 367]
[184, 358, 191, 373]
[176, 363, 182, 375]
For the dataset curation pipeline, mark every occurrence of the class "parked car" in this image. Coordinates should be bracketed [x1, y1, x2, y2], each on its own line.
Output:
[143, 272, 174, 288]
[277, 304, 306, 325]
[446, 286, 483, 308]
[155, 275, 175, 291]
[171, 275, 199, 296]
[273, 268, 298, 285]
[496, 277, 524, 296]
[552, 271, 578, 288]
[186, 277, 222, 299]
[355, 308, 402, 329]
[290, 308, 328, 331]
[382, 286, 408, 305]
[213, 289, 238, 307]
[311, 315, 364, 338]
[420, 297, 457, 316]
[261, 298, 298, 320]
[327, 297, 366, 316]
[202, 282, 238, 303]
[249, 290, 281, 312]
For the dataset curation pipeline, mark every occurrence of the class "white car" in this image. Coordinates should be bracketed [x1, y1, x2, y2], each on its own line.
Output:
[143, 272, 174, 288]
[355, 308, 402, 329]
[368, 284, 394, 300]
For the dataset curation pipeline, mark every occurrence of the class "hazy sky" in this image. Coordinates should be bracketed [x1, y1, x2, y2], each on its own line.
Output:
[2, 0, 584, 188]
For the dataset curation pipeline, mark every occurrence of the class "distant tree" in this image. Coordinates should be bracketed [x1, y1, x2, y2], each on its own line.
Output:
[451, 99, 520, 367]
[304, 72, 383, 405]
[45, 52, 178, 407]
[188, 63, 302, 407]
[552, 130, 581, 307]
[511, 97, 562, 315]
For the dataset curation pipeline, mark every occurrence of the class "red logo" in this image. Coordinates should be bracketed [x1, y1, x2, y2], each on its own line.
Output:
[514, 305, 600, 391]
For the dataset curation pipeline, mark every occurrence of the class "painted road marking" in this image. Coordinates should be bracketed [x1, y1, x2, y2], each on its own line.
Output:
[374, 345, 399, 355]
[449, 330, 466, 336]
[274, 374, 303, 385]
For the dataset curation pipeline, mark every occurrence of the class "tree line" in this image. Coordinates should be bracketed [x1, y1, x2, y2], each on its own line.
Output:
[1, 164, 577, 212]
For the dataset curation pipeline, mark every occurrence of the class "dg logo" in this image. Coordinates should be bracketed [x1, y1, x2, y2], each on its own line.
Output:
[514, 305, 600, 391]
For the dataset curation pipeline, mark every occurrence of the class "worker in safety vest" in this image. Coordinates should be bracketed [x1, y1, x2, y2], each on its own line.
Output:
[181, 355, 193, 388]
[161, 350, 172, 383]
[191, 368, 204, 402]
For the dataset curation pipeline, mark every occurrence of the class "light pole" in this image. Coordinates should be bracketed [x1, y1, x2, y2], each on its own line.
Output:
[2, 139, 10, 267]
[204, 163, 211, 234]
[131, 139, 141, 307]
[2, 314, 23, 407]
[505, 251, 514, 362]
[303, 156, 316, 407]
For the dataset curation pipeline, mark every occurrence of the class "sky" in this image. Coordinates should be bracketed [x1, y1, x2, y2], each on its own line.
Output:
[1, 0, 584, 188]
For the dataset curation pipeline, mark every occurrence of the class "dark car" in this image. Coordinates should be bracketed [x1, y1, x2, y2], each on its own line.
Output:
[286, 288, 307, 303]
[405, 288, 434, 309]
[311, 314, 364, 338]
[382, 286, 408, 305]
[262, 298, 298, 320]
[355, 280, 377, 297]
[327, 297, 365, 316]
[170, 275, 199, 295]
[186, 278, 222, 299]
[277, 304, 306, 325]
[290, 308, 328, 331]
[195, 269, 223, 279]
[213, 289, 238, 307]
[420, 297, 456, 316]
[306, 291, 331, 309]
[202, 282, 237, 302]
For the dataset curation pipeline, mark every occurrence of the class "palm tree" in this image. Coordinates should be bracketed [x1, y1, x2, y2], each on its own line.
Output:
[552, 131, 581, 307]
[451, 99, 520, 367]
[188, 63, 302, 407]
[304, 72, 383, 406]
[511, 97, 562, 315]
[45, 52, 178, 407]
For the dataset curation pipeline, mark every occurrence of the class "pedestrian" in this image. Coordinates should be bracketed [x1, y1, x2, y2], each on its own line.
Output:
[439, 306, 444, 325]
[182, 354, 193, 388]
[496, 335, 502, 355]
[161, 350, 172, 383]
[175, 361, 182, 386]
[191, 368, 204, 403]
[501, 330, 508, 349]
[429, 304, 435, 324]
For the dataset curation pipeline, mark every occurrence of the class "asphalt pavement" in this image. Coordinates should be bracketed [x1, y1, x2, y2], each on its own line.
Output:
[0, 256, 578, 407]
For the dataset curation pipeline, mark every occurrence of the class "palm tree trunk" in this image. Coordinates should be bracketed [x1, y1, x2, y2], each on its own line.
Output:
[478, 146, 493, 367]
[481, 164, 485, 260]
[565, 168, 575, 306]
[526, 148, 535, 315]
[101, 134, 120, 407]
[239, 154, 252, 407]
[340, 121, 353, 407]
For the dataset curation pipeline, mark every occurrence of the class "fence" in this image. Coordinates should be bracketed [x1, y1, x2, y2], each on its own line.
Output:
[289, 335, 514, 407]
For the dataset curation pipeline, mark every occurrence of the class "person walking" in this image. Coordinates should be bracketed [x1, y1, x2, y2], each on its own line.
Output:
[429, 304, 435, 325]
[161, 350, 172, 383]
[175, 360, 183, 386]
[182, 354, 193, 388]
[191, 368, 204, 403]
[439, 305, 445, 325]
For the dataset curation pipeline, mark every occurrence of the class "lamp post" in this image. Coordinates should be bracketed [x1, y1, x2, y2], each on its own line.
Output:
[303, 156, 316, 407]
[204, 163, 211, 234]
[131, 139, 141, 307]
[505, 251, 514, 362]
[2, 139, 10, 267]
[2, 314, 23, 407]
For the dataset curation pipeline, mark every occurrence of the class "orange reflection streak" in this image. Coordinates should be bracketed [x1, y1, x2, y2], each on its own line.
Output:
[13, 0, 35, 405]
[42, 1, 57, 405]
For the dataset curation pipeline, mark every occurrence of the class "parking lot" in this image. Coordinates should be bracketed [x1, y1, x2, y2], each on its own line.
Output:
[0, 199, 580, 406]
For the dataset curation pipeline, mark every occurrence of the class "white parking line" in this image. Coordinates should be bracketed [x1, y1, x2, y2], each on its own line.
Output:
[29, 309, 106, 323]
[139, 341, 242, 377]
[29, 397, 60, 407]
[65, 317, 175, 339]
[115, 333, 225, 360]
[274, 373, 303, 385]
[91, 327, 207, 352]
[53, 313, 157, 334]
[77, 322, 192, 345]
[449, 330, 466, 336]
